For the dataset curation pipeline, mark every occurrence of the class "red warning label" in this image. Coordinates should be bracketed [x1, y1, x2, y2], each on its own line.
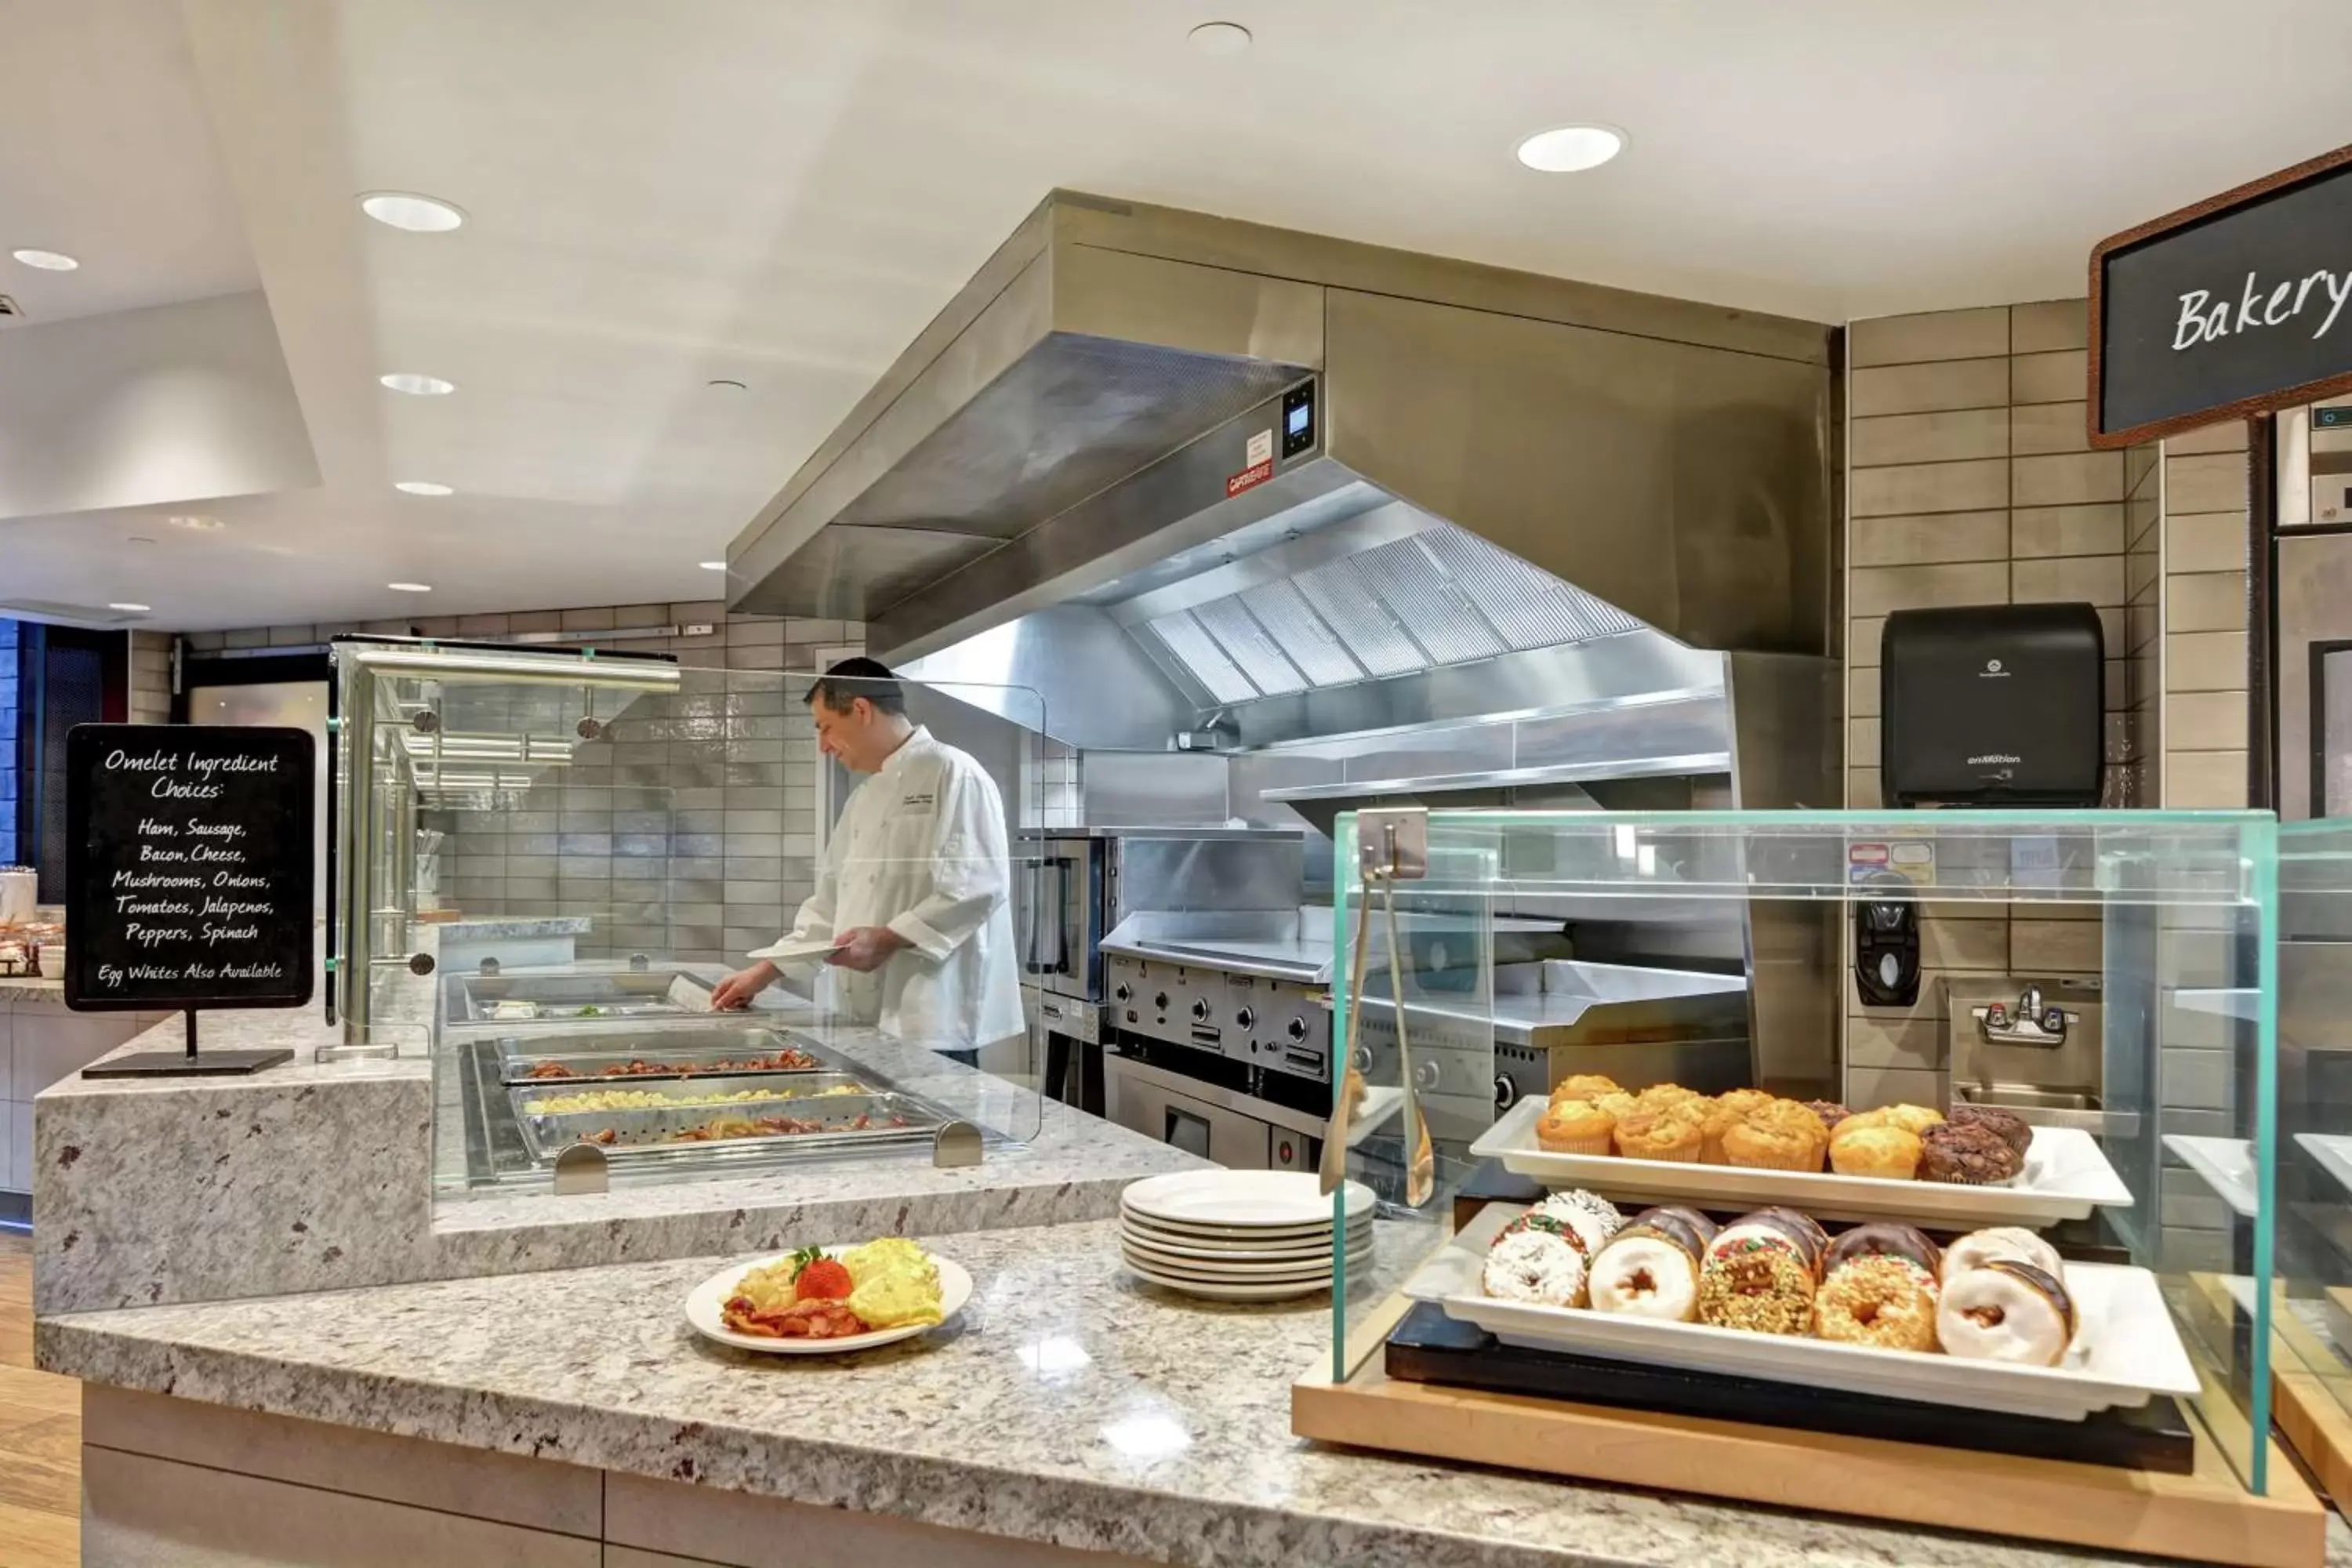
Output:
[1225, 459, 1273, 498]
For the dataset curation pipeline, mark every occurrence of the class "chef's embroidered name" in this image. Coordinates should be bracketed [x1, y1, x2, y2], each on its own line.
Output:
[2173, 267, 2352, 351]
[898, 792, 935, 809]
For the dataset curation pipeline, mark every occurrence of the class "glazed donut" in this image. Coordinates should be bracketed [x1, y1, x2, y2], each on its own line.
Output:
[1624, 1204, 1718, 1255]
[1482, 1226, 1588, 1307]
[1588, 1226, 1704, 1321]
[1813, 1255, 1940, 1352]
[1936, 1259, 2077, 1365]
[1938, 1226, 2062, 1286]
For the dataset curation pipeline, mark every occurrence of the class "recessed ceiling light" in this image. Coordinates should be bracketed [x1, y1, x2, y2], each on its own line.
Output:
[699, 560, 728, 571]
[358, 191, 466, 233]
[1515, 124, 1626, 173]
[1187, 21, 1251, 54]
[12, 248, 78, 271]
[387, 582, 433, 593]
[394, 481, 455, 496]
[379, 372, 456, 396]
[107, 602, 150, 614]
[166, 514, 223, 531]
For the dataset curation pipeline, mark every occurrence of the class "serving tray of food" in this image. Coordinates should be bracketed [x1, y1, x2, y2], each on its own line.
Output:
[1471, 1081, 2132, 1225]
[495, 1023, 835, 1083]
[518, 1087, 936, 1161]
[1405, 1198, 2195, 1421]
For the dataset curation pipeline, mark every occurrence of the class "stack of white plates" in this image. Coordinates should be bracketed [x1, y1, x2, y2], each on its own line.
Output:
[1118, 1171, 1377, 1301]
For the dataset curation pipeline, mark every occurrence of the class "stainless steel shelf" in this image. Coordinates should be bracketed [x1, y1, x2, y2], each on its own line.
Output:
[1258, 753, 1732, 801]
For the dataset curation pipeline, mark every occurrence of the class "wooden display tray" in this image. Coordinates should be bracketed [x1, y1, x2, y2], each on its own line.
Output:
[1292, 1296, 2326, 1568]
[2186, 1271, 2352, 1515]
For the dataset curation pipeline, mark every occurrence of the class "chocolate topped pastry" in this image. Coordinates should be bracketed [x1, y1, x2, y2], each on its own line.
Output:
[1804, 1100, 1852, 1134]
[1707, 1207, 1828, 1274]
[1621, 1204, 1718, 1258]
[1947, 1103, 2033, 1159]
[1937, 1258, 2077, 1364]
[1824, 1221, 1942, 1280]
[1918, 1120, 2025, 1185]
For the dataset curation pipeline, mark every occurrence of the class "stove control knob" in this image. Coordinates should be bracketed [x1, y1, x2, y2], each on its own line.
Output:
[1153, 993, 1169, 1012]
[1234, 1007, 1254, 1030]
[1352, 1046, 1372, 1073]
[1190, 998, 1211, 1022]
[1414, 1060, 1442, 1092]
[1113, 983, 1132, 1003]
[1287, 1016, 1309, 1043]
[1494, 1075, 1517, 1111]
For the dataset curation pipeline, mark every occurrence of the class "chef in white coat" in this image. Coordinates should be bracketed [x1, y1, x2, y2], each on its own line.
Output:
[712, 658, 1025, 1063]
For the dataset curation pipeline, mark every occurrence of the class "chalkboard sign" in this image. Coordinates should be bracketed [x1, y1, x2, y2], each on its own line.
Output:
[64, 724, 314, 1014]
[2091, 142, 2352, 447]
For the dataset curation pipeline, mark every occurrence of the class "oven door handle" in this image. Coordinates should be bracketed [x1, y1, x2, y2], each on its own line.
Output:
[1023, 857, 1071, 976]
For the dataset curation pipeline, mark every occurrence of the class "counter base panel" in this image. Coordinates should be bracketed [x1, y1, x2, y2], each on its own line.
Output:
[1294, 1301, 2325, 1568]
[82, 1385, 1151, 1568]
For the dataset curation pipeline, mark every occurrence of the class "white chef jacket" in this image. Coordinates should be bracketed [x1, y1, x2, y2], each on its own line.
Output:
[781, 727, 1025, 1052]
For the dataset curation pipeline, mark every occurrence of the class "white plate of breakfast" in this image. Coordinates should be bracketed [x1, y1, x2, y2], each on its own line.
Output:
[684, 1238, 971, 1355]
[1406, 1198, 2197, 1422]
[1471, 1081, 2132, 1225]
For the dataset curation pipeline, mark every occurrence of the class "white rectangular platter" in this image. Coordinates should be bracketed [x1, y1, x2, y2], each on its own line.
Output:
[1471, 1096, 2132, 1225]
[1406, 1204, 2198, 1421]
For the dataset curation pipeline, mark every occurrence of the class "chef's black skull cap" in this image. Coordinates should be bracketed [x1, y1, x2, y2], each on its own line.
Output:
[804, 656, 906, 716]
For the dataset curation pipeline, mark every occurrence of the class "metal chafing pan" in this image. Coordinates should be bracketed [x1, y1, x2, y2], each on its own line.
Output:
[514, 1089, 938, 1163]
[494, 1023, 851, 1084]
[447, 970, 702, 1027]
[507, 1072, 878, 1120]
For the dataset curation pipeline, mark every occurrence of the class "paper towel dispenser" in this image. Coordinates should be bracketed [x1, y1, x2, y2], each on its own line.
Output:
[1881, 603, 2105, 808]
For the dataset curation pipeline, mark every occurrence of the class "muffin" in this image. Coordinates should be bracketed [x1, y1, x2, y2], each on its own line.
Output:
[1918, 1120, 2024, 1185]
[1698, 1100, 1749, 1165]
[1828, 1123, 1923, 1180]
[1635, 1083, 1708, 1112]
[1553, 1073, 1624, 1104]
[1536, 1097, 1616, 1156]
[1804, 1100, 1852, 1135]
[1751, 1098, 1830, 1139]
[1721, 1116, 1825, 1173]
[1848, 1102, 1945, 1138]
[1613, 1109, 1704, 1163]
[1947, 1103, 2033, 1160]
[1714, 1087, 1778, 1120]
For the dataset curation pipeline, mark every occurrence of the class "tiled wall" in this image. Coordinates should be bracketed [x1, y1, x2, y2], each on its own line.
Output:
[2160, 422, 2254, 806]
[128, 630, 172, 724]
[1841, 299, 2140, 1109]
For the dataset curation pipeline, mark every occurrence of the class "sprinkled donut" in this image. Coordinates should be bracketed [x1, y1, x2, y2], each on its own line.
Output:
[1813, 1255, 1940, 1352]
[1482, 1225, 1588, 1308]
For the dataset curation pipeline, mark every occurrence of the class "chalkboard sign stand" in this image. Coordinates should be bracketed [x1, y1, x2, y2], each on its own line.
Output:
[63, 723, 316, 1077]
[82, 1011, 294, 1079]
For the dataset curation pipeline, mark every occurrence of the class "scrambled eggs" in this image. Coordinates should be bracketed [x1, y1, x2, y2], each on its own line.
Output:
[528, 1087, 789, 1116]
[840, 1237, 944, 1328]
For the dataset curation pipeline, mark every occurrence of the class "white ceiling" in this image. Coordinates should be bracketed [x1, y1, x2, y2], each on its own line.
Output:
[3, 0, 2350, 631]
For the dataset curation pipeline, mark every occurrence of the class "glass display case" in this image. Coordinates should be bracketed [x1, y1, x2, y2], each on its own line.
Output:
[2268, 815, 2352, 1497]
[1330, 808, 2282, 1494]
[325, 637, 1054, 1197]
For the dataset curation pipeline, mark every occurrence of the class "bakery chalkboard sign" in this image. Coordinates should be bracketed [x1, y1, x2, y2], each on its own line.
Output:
[2091, 142, 2352, 447]
[65, 725, 312, 1074]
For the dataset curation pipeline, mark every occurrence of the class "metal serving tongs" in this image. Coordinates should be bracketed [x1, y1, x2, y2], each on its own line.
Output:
[1320, 810, 1434, 1209]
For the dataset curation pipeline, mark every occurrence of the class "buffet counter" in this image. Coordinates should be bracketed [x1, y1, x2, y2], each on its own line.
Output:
[37, 1216, 2352, 1568]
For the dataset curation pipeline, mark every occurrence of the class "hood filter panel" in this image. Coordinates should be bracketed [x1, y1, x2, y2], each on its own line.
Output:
[1137, 521, 1657, 707]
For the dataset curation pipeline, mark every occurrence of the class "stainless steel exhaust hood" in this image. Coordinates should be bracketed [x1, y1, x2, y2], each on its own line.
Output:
[730, 192, 1835, 673]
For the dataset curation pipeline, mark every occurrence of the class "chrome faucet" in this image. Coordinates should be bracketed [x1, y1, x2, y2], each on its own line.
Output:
[1974, 982, 2074, 1049]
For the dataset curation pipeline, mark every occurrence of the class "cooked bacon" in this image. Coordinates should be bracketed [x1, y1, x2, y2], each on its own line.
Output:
[721, 1295, 869, 1339]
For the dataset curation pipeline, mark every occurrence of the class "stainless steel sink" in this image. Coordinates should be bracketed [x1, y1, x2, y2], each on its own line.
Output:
[1954, 1083, 2133, 1136]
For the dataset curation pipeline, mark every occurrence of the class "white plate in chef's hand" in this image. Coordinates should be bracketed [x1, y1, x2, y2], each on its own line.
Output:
[684, 1247, 971, 1356]
[743, 937, 840, 965]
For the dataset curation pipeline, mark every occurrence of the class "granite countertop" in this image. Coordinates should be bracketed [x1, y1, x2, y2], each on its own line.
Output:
[0, 974, 66, 1004]
[40, 1218, 2344, 1568]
